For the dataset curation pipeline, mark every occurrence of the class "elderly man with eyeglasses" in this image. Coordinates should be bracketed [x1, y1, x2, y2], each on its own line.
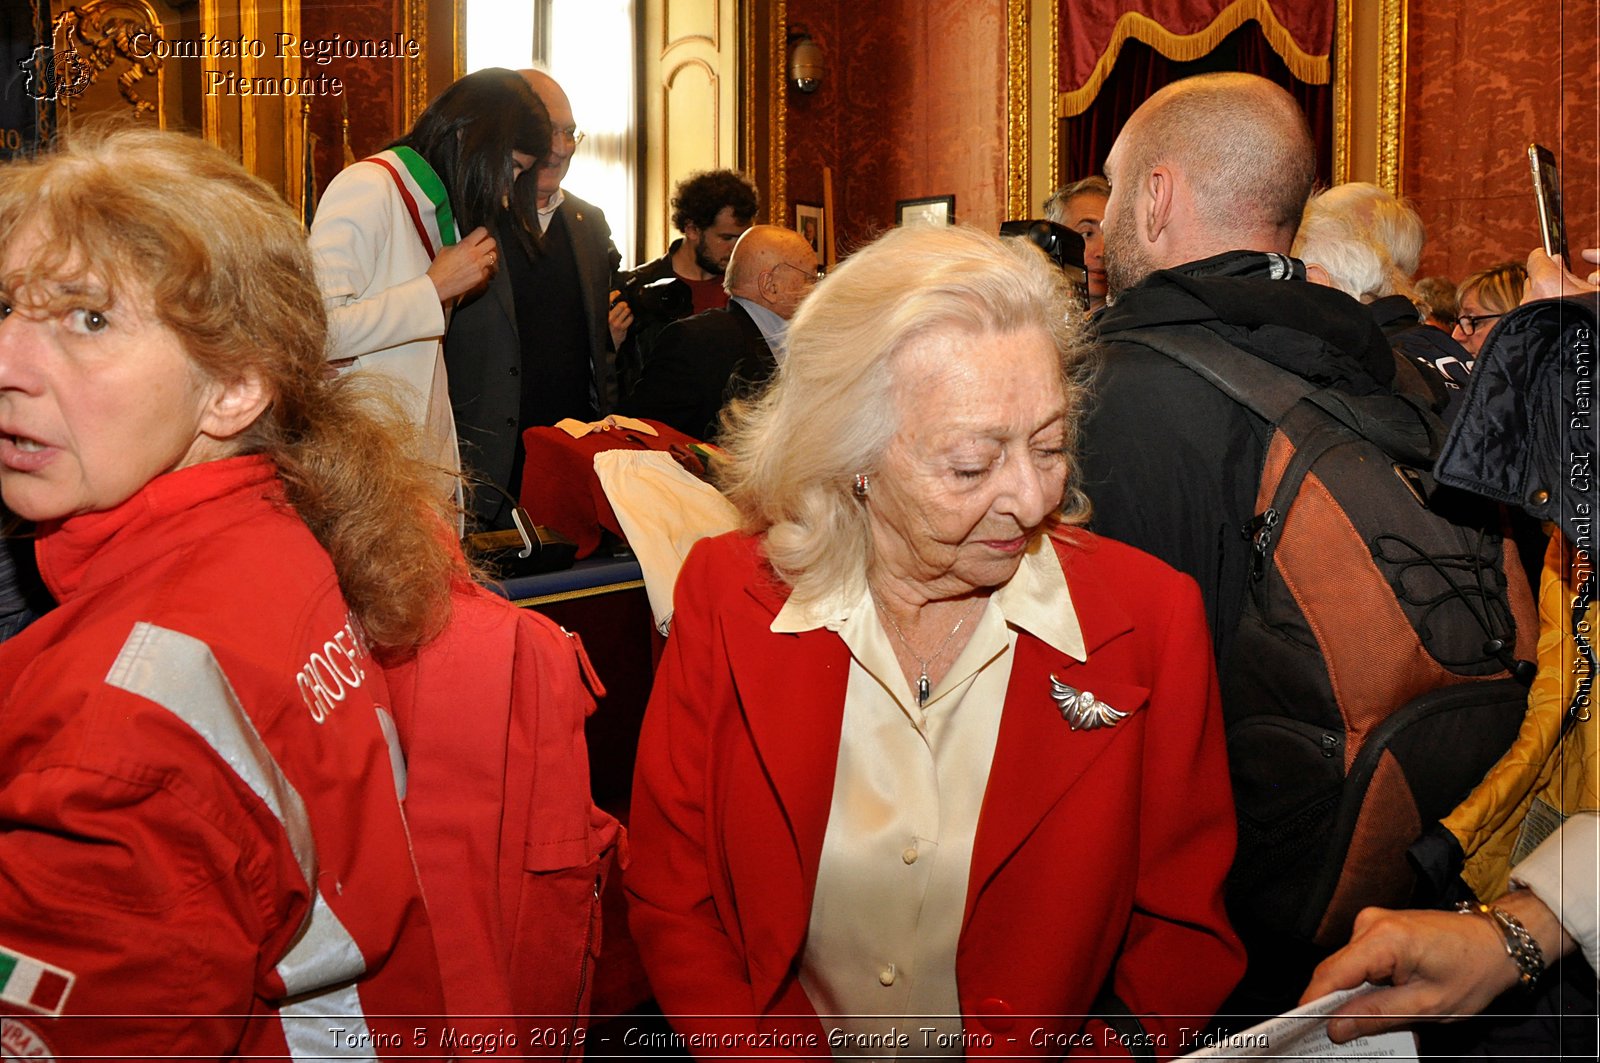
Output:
[619, 225, 821, 442]
[443, 67, 629, 532]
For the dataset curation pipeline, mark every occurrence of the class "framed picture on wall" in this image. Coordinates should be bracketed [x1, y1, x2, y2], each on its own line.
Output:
[795, 203, 824, 255]
[895, 195, 955, 227]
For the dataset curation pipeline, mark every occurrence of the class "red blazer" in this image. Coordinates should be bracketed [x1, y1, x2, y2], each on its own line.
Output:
[626, 530, 1245, 1059]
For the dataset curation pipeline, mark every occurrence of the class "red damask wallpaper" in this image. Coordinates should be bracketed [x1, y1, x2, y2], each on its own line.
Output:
[1404, 0, 1599, 282]
[300, 0, 403, 204]
[786, 0, 1009, 251]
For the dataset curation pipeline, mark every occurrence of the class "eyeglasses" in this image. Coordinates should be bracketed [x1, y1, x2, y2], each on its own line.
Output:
[774, 261, 825, 284]
[554, 126, 587, 148]
[1454, 312, 1504, 336]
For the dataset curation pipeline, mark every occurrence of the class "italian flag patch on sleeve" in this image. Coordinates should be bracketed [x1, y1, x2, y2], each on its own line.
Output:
[0, 946, 73, 1016]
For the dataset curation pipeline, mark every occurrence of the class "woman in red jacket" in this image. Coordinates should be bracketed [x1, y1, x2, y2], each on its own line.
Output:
[0, 126, 459, 1058]
[626, 224, 1244, 1059]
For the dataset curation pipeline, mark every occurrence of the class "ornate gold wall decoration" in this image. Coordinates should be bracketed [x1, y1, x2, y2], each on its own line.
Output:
[55, 1, 162, 119]
[1047, 0, 1058, 198]
[1332, 0, 1407, 192]
[1333, 0, 1352, 183]
[402, 0, 429, 129]
[767, 0, 787, 226]
[1006, 0, 1029, 220]
[1376, 0, 1406, 194]
[453, 0, 466, 81]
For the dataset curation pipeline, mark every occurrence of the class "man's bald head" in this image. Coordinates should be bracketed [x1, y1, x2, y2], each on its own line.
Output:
[725, 225, 820, 320]
[1102, 73, 1315, 294]
[518, 69, 576, 204]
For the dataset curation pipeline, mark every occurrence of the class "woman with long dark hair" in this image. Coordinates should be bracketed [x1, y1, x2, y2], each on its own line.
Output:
[310, 67, 551, 486]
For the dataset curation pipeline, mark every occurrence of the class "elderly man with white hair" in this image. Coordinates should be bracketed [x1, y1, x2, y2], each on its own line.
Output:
[619, 224, 819, 440]
[1297, 183, 1474, 395]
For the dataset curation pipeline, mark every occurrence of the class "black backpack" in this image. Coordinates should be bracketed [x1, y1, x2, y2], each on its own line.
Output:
[1118, 326, 1538, 952]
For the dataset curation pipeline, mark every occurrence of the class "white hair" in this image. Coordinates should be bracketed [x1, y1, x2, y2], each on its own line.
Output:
[716, 225, 1092, 605]
[1313, 182, 1426, 283]
[1295, 206, 1389, 301]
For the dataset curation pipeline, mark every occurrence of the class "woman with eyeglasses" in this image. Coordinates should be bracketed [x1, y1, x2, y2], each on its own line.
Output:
[1451, 261, 1529, 359]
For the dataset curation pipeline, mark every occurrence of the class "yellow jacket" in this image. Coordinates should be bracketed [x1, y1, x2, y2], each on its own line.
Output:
[1447, 534, 1599, 899]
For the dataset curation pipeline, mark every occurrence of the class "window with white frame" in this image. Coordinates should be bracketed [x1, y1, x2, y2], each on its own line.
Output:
[465, 0, 637, 265]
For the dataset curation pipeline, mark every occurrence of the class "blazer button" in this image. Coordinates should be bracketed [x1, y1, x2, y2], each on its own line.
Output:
[973, 997, 1014, 1032]
[509, 365, 520, 376]
[504, 418, 516, 427]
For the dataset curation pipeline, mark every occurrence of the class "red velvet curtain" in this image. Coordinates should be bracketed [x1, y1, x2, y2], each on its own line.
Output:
[1060, 20, 1333, 188]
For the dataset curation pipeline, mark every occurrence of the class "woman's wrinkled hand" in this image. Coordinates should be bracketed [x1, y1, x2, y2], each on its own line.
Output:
[427, 226, 499, 303]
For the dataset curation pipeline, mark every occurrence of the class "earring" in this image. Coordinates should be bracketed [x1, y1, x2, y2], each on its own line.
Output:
[852, 473, 870, 497]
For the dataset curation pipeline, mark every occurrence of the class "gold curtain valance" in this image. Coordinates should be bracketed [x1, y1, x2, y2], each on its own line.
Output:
[1061, 0, 1332, 118]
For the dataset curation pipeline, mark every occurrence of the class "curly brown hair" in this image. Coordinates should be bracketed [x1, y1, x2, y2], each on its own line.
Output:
[670, 169, 759, 233]
[0, 123, 463, 653]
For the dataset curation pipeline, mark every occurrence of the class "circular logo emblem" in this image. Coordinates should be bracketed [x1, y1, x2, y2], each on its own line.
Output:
[1, 1018, 57, 1060]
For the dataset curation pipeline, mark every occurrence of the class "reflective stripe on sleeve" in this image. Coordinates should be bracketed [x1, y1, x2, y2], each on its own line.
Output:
[280, 984, 379, 1061]
[105, 622, 374, 1053]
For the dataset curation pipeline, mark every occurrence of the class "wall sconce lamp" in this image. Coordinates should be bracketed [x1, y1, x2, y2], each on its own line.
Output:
[788, 32, 824, 94]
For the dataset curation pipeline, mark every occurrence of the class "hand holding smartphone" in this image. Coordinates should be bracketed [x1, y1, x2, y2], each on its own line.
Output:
[1529, 143, 1569, 265]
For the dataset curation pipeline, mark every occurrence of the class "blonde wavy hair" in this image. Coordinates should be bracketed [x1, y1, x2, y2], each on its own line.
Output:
[0, 124, 463, 653]
[717, 224, 1093, 606]
[1458, 261, 1529, 316]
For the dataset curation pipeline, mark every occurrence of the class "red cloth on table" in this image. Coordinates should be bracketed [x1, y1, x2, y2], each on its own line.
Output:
[519, 419, 705, 558]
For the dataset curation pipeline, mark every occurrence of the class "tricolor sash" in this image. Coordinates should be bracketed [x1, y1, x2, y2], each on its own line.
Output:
[364, 146, 459, 260]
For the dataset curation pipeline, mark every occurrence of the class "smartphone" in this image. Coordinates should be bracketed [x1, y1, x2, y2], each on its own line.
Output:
[1529, 143, 1569, 264]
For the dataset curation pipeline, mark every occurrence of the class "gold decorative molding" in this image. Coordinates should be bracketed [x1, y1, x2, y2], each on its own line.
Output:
[1333, 0, 1406, 190]
[283, 0, 303, 212]
[1006, 0, 1028, 220]
[742, 4, 755, 177]
[1048, 0, 1059, 196]
[453, 0, 466, 82]
[241, 0, 258, 170]
[402, 0, 428, 128]
[1333, 0, 1352, 183]
[202, 0, 220, 143]
[1376, 0, 1407, 194]
[54, 1, 163, 120]
[769, 0, 787, 226]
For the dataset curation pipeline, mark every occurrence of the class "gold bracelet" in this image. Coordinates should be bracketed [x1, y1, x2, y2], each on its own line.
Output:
[1455, 901, 1545, 989]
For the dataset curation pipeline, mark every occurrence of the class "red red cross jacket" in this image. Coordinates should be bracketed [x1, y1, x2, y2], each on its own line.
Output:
[0, 456, 445, 1060]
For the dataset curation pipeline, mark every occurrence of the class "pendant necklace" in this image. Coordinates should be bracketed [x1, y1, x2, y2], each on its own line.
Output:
[871, 592, 983, 707]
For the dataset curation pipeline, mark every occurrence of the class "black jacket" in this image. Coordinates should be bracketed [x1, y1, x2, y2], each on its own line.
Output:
[1369, 293, 1472, 407]
[617, 241, 695, 394]
[1079, 251, 1397, 665]
[617, 302, 777, 442]
[1436, 294, 1600, 545]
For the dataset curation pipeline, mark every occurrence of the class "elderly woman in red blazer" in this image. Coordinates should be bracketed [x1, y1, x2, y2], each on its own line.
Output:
[626, 224, 1244, 1059]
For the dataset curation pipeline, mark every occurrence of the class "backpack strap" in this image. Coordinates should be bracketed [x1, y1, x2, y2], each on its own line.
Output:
[1114, 325, 1443, 461]
[1114, 324, 1445, 581]
[1113, 325, 1314, 424]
